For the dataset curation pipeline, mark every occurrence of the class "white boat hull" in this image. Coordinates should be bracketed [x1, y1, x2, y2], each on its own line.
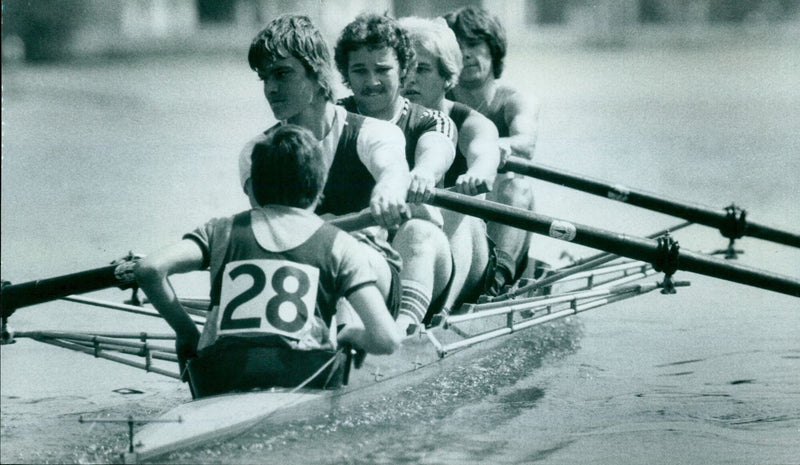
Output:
[128, 390, 322, 463]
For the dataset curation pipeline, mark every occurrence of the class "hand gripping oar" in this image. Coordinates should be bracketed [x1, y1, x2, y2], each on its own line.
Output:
[427, 188, 800, 298]
[330, 184, 491, 231]
[501, 156, 800, 250]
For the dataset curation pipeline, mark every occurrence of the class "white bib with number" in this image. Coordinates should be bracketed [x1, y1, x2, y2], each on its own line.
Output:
[216, 259, 320, 340]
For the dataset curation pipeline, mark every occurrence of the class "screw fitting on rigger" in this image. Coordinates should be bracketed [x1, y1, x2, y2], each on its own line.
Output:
[652, 233, 680, 295]
[719, 204, 747, 259]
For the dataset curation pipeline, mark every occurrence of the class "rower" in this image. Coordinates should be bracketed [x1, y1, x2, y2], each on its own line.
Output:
[444, 6, 549, 295]
[399, 16, 502, 310]
[334, 13, 457, 331]
[242, 15, 441, 339]
[135, 125, 403, 398]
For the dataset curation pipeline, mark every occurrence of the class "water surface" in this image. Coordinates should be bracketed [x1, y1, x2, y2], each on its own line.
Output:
[2, 41, 799, 464]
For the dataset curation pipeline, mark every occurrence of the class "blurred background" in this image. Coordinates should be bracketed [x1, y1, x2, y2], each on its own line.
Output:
[2, 0, 799, 62]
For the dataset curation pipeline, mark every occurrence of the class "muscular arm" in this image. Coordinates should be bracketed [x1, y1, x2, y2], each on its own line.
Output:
[337, 285, 402, 354]
[358, 119, 412, 228]
[500, 88, 540, 161]
[408, 131, 456, 204]
[455, 110, 501, 195]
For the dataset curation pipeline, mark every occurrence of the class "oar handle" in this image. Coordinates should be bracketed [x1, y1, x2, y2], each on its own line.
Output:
[330, 211, 374, 231]
[501, 156, 800, 249]
[329, 184, 490, 232]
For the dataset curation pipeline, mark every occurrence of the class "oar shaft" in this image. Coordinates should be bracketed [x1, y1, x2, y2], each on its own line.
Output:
[429, 189, 800, 298]
[2, 262, 136, 318]
[502, 157, 800, 248]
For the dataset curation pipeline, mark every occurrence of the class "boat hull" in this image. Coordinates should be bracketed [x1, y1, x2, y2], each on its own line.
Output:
[130, 390, 322, 463]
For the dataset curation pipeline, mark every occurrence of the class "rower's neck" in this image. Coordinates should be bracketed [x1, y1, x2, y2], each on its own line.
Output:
[287, 99, 335, 141]
[432, 95, 448, 114]
[440, 98, 454, 115]
[358, 96, 405, 122]
[453, 79, 497, 112]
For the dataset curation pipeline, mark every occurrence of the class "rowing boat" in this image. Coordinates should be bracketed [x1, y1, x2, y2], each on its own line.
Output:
[2, 255, 675, 462]
[2, 175, 798, 463]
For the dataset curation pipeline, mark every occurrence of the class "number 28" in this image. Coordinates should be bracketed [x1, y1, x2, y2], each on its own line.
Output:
[220, 263, 311, 332]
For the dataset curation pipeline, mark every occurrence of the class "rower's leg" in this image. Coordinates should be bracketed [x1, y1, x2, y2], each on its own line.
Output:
[392, 219, 453, 335]
[442, 210, 490, 310]
[485, 172, 535, 295]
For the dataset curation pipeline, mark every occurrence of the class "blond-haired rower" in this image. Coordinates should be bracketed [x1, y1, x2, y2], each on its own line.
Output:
[400, 16, 501, 309]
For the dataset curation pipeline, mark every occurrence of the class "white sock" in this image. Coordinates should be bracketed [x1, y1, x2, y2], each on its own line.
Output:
[397, 279, 430, 335]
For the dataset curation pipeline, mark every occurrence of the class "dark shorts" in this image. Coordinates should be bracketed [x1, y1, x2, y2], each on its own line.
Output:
[349, 228, 402, 319]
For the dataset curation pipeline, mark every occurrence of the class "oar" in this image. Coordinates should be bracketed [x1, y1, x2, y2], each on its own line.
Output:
[327, 190, 799, 297]
[1, 255, 139, 319]
[501, 156, 800, 249]
[487, 221, 694, 302]
[427, 189, 800, 298]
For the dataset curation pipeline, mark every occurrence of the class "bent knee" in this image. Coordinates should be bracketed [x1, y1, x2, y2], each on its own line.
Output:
[491, 175, 534, 208]
[394, 219, 450, 255]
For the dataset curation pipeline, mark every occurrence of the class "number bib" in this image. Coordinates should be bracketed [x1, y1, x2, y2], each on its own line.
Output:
[216, 259, 320, 340]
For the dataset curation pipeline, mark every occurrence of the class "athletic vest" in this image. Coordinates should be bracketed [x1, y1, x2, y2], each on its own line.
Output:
[315, 111, 372, 216]
[340, 96, 455, 170]
[443, 102, 472, 188]
[207, 212, 344, 349]
[446, 88, 511, 137]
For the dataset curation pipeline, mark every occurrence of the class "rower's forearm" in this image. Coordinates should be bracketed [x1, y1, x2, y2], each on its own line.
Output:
[465, 146, 501, 180]
[135, 269, 199, 339]
[339, 327, 398, 355]
[503, 135, 536, 160]
[412, 159, 448, 183]
[374, 169, 411, 198]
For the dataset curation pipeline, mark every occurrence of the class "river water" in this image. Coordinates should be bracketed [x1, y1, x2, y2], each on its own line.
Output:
[2, 38, 799, 464]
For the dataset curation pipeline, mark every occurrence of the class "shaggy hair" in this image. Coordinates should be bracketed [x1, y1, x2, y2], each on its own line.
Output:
[443, 6, 507, 79]
[334, 12, 415, 86]
[400, 16, 463, 90]
[248, 14, 336, 101]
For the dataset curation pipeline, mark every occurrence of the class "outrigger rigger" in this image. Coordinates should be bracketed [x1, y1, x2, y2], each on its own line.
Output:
[2, 179, 798, 462]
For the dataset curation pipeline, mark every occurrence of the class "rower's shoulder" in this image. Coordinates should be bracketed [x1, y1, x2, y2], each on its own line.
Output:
[496, 84, 539, 107]
[408, 99, 450, 121]
[240, 123, 281, 153]
[357, 114, 405, 141]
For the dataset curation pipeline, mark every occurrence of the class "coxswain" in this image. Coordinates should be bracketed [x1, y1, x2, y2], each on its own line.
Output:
[135, 125, 403, 397]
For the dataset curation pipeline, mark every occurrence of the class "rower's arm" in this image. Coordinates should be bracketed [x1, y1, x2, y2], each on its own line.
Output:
[408, 131, 457, 204]
[358, 119, 411, 229]
[338, 285, 402, 354]
[500, 90, 540, 161]
[134, 240, 203, 344]
[455, 111, 501, 195]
